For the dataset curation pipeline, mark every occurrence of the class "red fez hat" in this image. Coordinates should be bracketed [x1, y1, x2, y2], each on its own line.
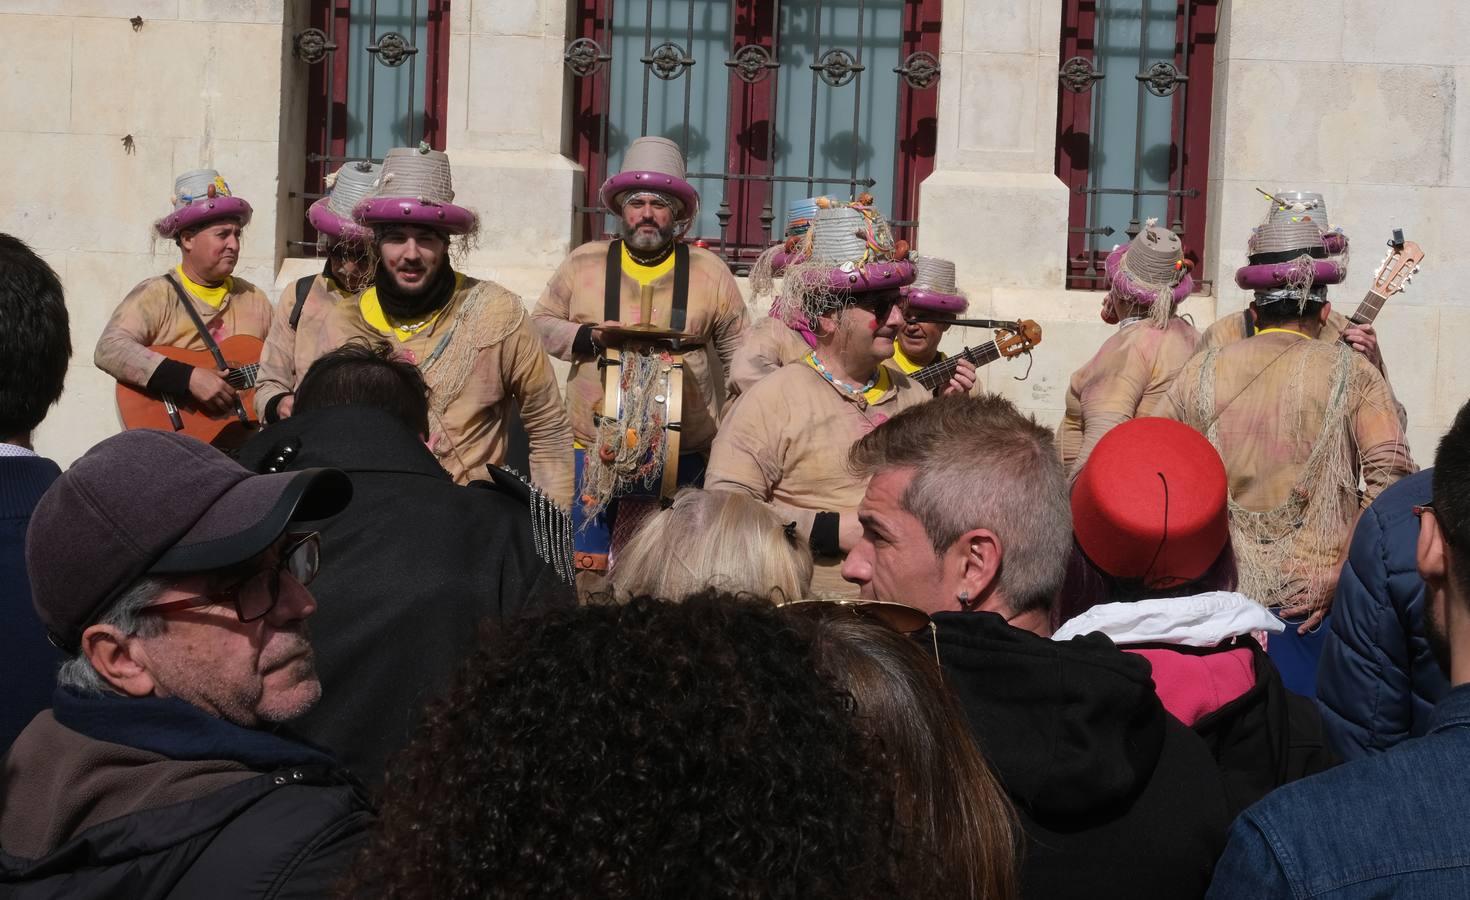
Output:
[1071, 417, 1229, 589]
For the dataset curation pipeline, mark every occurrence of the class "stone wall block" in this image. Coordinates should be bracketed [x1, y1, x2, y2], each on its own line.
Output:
[960, 0, 1035, 54]
[1340, 0, 1469, 67]
[1216, 61, 1352, 184]
[449, 151, 582, 272]
[1217, 0, 1346, 63]
[956, 51, 1038, 158]
[4, 1, 179, 18]
[472, 0, 542, 37]
[463, 34, 551, 148]
[34, 363, 124, 465]
[71, 18, 205, 138]
[178, 0, 283, 25]
[63, 251, 168, 355]
[917, 170, 1069, 289]
[0, 15, 73, 133]
[1373, 304, 1438, 433]
[1334, 182, 1468, 308]
[1435, 308, 1470, 428]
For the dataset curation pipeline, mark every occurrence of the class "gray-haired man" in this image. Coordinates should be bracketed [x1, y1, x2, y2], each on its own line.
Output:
[0, 430, 369, 899]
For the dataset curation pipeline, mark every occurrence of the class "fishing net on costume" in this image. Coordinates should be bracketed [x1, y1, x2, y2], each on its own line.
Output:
[419, 282, 526, 417]
[1188, 342, 1408, 616]
[578, 348, 674, 526]
[773, 203, 907, 329]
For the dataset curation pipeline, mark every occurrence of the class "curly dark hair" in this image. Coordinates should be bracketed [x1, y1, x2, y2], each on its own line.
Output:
[345, 592, 902, 899]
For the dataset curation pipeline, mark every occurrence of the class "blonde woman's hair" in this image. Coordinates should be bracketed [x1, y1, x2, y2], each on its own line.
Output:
[610, 489, 814, 603]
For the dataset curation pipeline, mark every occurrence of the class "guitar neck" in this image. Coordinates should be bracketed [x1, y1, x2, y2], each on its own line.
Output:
[912, 341, 1001, 392]
[225, 363, 260, 390]
[1347, 289, 1390, 326]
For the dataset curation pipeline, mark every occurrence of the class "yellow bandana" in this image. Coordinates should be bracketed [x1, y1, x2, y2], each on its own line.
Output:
[360, 273, 464, 341]
[621, 244, 676, 287]
[174, 265, 232, 309]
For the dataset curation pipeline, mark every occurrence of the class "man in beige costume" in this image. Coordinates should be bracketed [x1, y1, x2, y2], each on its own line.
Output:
[95, 169, 271, 418]
[532, 136, 747, 570]
[1057, 224, 1200, 477]
[707, 204, 975, 596]
[254, 160, 380, 423]
[315, 146, 574, 505]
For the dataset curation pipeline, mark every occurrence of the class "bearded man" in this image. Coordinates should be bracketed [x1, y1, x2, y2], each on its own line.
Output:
[706, 204, 974, 596]
[254, 160, 380, 423]
[95, 169, 271, 418]
[533, 137, 747, 571]
[315, 146, 574, 505]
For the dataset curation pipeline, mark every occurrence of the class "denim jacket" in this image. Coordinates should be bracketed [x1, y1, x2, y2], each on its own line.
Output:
[1207, 682, 1470, 899]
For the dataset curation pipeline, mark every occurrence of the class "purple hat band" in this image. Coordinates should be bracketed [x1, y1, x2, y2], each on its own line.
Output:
[1323, 232, 1348, 255]
[798, 260, 916, 296]
[1235, 258, 1346, 291]
[600, 171, 701, 222]
[154, 196, 253, 239]
[308, 197, 373, 243]
[902, 287, 968, 314]
[1105, 244, 1193, 307]
[354, 197, 478, 235]
[769, 248, 806, 275]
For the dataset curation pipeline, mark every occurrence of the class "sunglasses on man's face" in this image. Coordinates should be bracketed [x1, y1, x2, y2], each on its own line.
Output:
[781, 598, 940, 665]
[139, 533, 321, 625]
[849, 293, 908, 325]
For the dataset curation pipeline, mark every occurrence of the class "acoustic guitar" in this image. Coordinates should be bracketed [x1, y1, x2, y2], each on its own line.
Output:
[114, 334, 264, 447]
[910, 320, 1044, 394]
[1340, 230, 1425, 336]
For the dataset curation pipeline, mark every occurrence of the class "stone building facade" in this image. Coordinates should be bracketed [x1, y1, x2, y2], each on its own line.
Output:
[2, 0, 1463, 464]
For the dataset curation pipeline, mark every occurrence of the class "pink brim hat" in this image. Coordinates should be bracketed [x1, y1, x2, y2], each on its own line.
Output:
[1105, 244, 1194, 306]
[354, 197, 478, 235]
[600, 171, 701, 223]
[798, 260, 916, 295]
[769, 248, 805, 275]
[307, 197, 373, 243]
[1235, 258, 1346, 291]
[902, 287, 967, 314]
[154, 197, 253, 239]
[1323, 232, 1348, 255]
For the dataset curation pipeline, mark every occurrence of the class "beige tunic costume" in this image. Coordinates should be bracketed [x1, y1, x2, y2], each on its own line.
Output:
[1159, 330, 1415, 612]
[532, 241, 748, 451]
[706, 360, 930, 597]
[725, 315, 813, 406]
[1057, 316, 1200, 476]
[319, 274, 575, 505]
[1199, 308, 1349, 353]
[95, 273, 272, 390]
[253, 272, 356, 419]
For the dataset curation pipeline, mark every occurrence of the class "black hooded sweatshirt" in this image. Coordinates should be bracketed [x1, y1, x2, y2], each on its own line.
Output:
[936, 612, 1232, 900]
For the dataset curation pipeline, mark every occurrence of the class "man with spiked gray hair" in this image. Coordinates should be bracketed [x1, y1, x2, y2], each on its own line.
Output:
[254, 160, 381, 423]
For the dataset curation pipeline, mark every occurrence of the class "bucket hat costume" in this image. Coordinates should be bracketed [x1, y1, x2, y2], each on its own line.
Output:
[95, 169, 273, 408]
[887, 254, 968, 378]
[532, 136, 748, 574]
[312, 146, 575, 503]
[255, 161, 383, 423]
[1058, 224, 1201, 478]
[706, 205, 929, 598]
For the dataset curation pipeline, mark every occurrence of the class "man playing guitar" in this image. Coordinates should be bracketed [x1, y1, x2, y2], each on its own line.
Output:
[95, 169, 271, 428]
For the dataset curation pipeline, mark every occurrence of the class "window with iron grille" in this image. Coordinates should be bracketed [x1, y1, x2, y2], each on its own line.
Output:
[1056, 0, 1218, 290]
[567, 0, 942, 272]
[293, 0, 451, 252]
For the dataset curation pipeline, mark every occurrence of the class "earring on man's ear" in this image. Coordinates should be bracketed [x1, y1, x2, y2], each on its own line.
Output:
[958, 590, 978, 612]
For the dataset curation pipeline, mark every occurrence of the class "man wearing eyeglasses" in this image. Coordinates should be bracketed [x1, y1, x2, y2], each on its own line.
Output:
[0, 430, 369, 898]
[842, 393, 1233, 900]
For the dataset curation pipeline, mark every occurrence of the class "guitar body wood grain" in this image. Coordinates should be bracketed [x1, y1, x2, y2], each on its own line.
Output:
[114, 334, 265, 448]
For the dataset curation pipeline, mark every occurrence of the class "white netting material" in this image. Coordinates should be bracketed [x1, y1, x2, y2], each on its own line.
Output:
[578, 349, 673, 524]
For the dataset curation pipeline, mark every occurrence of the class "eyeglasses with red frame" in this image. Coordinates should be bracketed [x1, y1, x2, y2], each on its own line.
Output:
[139, 533, 321, 624]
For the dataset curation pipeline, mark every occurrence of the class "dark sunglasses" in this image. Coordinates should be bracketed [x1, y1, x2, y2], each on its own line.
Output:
[139, 533, 321, 624]
[781, 597, 940, 665]
[850, 292, 908, 324]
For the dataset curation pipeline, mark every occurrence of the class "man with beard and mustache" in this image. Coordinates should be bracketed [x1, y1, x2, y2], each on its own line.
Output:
[0, 430, 371, 897]
[315, 146, 574, 506]
[95, 169, 272, 418]
[533, 136, 747, 573]
[1207, 399, 1470, 898]
[253, 160, 381, 423]
[705, 204, 974, 596]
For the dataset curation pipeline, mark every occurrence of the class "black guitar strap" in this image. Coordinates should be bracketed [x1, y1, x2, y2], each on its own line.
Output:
[1242, 307, 1256, 339]
[604, 240, 690, 330]
[289, 275, 315, 330]
[165, 273, 250, 424]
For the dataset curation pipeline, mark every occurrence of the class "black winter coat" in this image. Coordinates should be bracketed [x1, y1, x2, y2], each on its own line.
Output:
[936, 612, 1232, 900]
[237, 407, 575, 785]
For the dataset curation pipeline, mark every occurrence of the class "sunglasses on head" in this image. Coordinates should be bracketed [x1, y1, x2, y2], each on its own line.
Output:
[780, 598, 940, 665]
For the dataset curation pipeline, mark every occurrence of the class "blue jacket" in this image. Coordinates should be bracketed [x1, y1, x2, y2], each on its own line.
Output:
[1316, 469, 1448, 759]
[1207, 682, 1470, 899]
[0, 455, 62, 752]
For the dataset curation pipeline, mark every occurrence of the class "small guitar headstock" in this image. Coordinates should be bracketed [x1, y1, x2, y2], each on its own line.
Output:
[1372, 236, 1425, 298]
[996, 320, 1043, 358]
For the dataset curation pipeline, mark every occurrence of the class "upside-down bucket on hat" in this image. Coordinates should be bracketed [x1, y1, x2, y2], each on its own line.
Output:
[772, 204, 915, 327]
[1236, 217, 1345, 308]
[1104, 222, 1193, 326]
[600, 136, 700, 227]
[1263, 190, 1348, 256]
[903, 255, 968, 315]
[1071, 417, 1230, 590]
[308, 160, 381, 243]
[354, 146, 478, 235]
[154, 169, 254, 239]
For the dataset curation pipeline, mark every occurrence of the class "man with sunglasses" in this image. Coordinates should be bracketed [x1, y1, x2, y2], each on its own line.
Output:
[0, 430, 370, 898]
[707, 205, 974, 596]
[254, 160, 381, 423]
[1209, 399, 1470, 898]
[843, 393, 1233, 899]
